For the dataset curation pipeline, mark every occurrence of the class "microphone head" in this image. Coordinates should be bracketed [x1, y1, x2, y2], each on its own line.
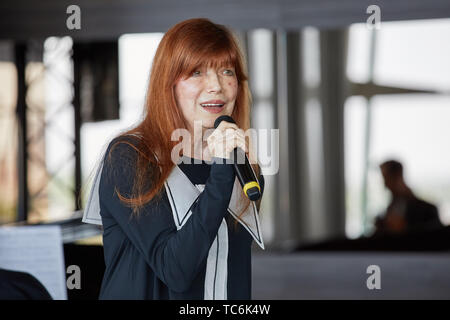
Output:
[214, 115, 235, 129]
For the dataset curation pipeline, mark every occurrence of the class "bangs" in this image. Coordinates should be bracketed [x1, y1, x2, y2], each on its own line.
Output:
[180, 45, 239, 79]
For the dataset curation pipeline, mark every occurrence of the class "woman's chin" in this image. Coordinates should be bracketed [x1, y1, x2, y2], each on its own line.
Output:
[200, 120, 215, 131]
[198, 115, 220, 128]
[195, 108, 233, 128]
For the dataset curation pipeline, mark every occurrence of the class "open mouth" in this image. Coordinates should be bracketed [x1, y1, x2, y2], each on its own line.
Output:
[200, 103, 225, 113]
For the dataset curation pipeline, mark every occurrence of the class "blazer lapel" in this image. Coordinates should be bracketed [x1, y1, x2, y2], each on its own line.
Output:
[164, 165, 199, 230]
[164, 165, 265, 250]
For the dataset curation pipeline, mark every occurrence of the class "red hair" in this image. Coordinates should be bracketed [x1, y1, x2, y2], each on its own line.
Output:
[109, 18, 260, 220]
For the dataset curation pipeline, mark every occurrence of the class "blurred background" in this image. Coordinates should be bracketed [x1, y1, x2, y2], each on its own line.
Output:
[0, 0, 450, 299]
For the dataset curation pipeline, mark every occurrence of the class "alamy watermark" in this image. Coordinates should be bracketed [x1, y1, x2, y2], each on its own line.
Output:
[66, 5, 81, 30]
[366, 5, 381, 30]
[66, 264, 81, 290]
[366, 265, 381, 290]
[171, 120, 279, 175]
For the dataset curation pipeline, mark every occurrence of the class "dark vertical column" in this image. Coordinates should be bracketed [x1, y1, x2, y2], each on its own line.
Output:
[72, 44, 82, 211]
[270, 31, 282, 247]
[285, 31, 306, 245]
[273, 30, 307, 249]
[15, 43, 28, 222]
[274, 31, 292, 247]
[319, 29, 349, 238]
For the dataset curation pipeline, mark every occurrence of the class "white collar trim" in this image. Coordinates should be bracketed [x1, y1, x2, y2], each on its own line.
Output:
[164, 165, 265, 250]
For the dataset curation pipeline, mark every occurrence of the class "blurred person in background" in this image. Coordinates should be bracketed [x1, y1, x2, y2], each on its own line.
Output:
[374, 160, 443, 236]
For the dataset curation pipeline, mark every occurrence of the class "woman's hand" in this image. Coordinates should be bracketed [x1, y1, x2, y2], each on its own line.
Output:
[206, 121, 248, 160]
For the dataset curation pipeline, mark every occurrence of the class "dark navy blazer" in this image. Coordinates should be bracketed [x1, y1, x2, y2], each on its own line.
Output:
[98, 136, 264, 299]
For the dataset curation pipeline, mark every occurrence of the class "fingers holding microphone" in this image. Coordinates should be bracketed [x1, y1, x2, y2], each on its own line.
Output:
[207, 120, 248, 160]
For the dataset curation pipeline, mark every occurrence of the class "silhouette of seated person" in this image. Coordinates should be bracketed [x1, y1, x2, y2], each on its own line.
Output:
[374, 160, 443, 236]
[0, 268, 52, 300]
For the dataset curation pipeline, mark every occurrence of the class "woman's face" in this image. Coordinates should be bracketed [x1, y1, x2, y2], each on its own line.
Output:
[174, 65, 238, 132]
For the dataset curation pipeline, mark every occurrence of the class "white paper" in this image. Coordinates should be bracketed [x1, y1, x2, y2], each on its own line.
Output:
[0, 225, 67, 300]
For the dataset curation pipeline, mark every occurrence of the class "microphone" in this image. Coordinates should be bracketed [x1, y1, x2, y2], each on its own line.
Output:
[213, 115, 261, 201]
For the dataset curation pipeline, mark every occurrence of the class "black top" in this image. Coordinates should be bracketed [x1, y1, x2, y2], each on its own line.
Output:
[98, 136, 264, 300]
[375, 195, 442, 235]
[0, 268, 52, 300]
[177, 155, 212, 184]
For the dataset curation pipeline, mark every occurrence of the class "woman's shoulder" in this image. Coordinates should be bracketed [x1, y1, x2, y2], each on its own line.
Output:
[102, 134, 159, 192]
[107, 133, 141, 153]
[101, 134, 143, 179]
[102, 135, 138, 180]
[103, 133, 159, 178]
[104, 134, 145, 164]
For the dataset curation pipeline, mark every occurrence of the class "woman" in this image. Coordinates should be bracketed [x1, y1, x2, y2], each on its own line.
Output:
[84, 18, 265, 300]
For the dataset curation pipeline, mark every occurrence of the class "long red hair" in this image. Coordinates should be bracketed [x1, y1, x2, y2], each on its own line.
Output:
[109, 18, 260, 219]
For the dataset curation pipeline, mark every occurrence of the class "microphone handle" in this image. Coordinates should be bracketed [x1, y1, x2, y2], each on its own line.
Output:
[232, 148, 261, 201]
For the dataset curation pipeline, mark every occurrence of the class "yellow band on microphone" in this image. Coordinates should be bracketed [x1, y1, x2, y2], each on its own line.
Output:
[243, 181, 261, 197]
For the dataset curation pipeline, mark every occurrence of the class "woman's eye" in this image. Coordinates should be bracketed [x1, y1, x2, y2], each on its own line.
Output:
[223, 69, 235, 76]
[192, 70, 201, 77]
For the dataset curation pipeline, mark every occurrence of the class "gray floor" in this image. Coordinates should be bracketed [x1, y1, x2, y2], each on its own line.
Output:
[252, 252, 450, 299]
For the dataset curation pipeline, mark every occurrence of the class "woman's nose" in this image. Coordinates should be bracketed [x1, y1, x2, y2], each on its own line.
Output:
[205, 72, 222, 93]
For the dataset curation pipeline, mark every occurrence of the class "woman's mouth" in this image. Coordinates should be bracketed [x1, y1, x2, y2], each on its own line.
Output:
[200, 102, 225, 114]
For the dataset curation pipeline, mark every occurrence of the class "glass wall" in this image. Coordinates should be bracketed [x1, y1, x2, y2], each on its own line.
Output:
[345, 19, 450, 237]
